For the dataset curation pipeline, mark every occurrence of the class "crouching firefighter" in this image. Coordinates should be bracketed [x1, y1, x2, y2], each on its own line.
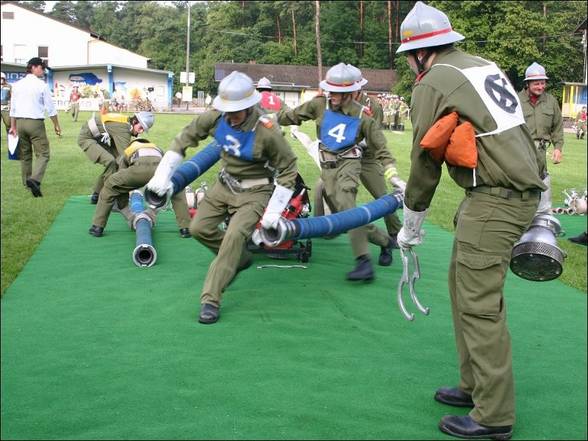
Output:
[146, 71, 298, 325]
[78, 111, 154, 204]
[88, 138, 191, 238]
[277, 62, 403, 282]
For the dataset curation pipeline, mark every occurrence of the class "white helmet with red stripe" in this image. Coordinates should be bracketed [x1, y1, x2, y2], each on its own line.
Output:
[524, 62, 549, 81]
[396, 1, 464, 53]
[256, 77, 272, 90]
[347, 64, 368, 87]
[319, 63, 361, 93]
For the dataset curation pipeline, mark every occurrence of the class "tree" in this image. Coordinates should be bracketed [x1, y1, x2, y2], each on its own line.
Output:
[315, 0, 322, 83]
[16, 1, 45, 13]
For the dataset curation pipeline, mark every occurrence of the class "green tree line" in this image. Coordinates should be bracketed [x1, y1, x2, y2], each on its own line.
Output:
[17, 0, 587, 101]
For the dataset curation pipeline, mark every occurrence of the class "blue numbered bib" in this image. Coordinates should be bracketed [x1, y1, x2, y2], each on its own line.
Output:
[214, 116, 256, 161]
[319, 110, 361, 151]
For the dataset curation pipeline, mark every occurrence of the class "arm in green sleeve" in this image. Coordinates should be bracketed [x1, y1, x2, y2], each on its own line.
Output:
[551, 98, 564, 151]
[404, 84, 444, 212]
[277, 97, 323, 127]
[363, 117, 396, 169]
[169, 110, 222, 156]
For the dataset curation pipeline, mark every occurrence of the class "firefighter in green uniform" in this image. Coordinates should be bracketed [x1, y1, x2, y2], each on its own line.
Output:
[146, 71, 298, 324]
[78, 111, 154, 204]
[576, 106, 587, 139]
[397, 97, 408, 131]
[88, 138, 192, 238]
[277, 63, 403, 281]
[348, 64, 404, 256]
[396, 2, 545, 439]
[518, 62, 564, 214]
[1, 72, 11, 133]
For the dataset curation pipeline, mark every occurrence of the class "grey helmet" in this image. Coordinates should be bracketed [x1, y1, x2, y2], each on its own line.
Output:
[256, 76, 272, 90]
[396, 1, 464, 53]
[524, 62, 549, 81]
[347, 64, 368, 87]
[319, 63, 361, 93]
[213, 71, 261, 112]
[135, 112, 154, 132]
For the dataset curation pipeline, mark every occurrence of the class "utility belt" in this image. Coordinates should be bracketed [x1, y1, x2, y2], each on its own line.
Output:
[319, 145, 363, 169]
[469, 185, 541, 201]
[218, 168, 272, 194]
[128, 147, 162, 165]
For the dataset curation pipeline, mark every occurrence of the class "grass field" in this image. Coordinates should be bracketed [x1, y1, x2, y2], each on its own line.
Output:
[1, 110, 586, 295]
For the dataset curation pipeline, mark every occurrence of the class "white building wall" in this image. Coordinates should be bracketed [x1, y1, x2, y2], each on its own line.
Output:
[112, 69, 169, 111]
[1, 3, 88, 65]
[0, 3, 148, 68]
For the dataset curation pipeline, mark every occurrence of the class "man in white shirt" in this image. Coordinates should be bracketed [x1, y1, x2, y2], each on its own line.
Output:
[9, 57, 61, 197]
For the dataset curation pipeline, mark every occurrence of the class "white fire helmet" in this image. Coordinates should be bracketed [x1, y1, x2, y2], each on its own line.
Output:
[347, 64, 368, 87]
[524, 62, 549, 81]
[256, 77, 272, 90]
[396, 1, 464, 53]
[319, 63, 361, 93]
[213, 71, 261, 112]
[135, 112, 154, 133]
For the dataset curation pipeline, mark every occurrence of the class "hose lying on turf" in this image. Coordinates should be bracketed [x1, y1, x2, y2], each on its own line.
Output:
[130, 190, 157, 267]
[258, 193, 403, 247]
[144, 141, 222, 209]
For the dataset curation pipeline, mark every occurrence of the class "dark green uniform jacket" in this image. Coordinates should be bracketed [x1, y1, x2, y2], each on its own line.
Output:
[406, 47, 545, 212]
[518, 90, 564, 151]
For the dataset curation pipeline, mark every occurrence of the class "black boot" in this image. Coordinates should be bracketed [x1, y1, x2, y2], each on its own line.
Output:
[378, 237, 395, 266]
[90, 192, 99, 204]
[198, 303, 220, 324]
[346, 255, 374, 282]
[568, 231, 587, 246]
[439, 415, 513, 440]
[179, 228, 191, 238]
[88, 225, 104, 237]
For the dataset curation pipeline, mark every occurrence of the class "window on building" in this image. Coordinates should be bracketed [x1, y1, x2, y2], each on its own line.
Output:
[38, 46, 49, 66]
[2, 11, 15, 19]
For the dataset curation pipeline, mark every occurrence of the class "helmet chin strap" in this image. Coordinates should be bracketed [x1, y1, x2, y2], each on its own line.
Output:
[415, 50, 433, 73]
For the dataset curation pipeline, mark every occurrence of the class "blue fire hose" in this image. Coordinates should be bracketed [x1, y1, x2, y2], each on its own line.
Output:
[144, 141, 222, 209]
[130, 190, 157, 267]
[259, 193, 403, 246]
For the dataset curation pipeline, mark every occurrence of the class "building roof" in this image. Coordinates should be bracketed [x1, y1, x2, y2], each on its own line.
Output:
[215, 63, 397, 92]
[49, 64, 171, 76]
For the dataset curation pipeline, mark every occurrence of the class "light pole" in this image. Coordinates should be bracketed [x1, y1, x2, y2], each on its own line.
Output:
[185, 2, 191, 110]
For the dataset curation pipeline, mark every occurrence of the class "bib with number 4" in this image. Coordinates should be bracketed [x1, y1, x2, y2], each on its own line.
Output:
[319, 110, 361, 151]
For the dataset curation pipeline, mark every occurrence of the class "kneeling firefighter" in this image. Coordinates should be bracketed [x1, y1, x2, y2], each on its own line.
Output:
[88, 138, 192, 238]
[146, 70, 298, 325]
[78, 111, 154, 203]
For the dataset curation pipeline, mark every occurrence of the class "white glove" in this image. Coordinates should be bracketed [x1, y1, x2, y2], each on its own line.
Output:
[397, 204, 428, 249]
[260, 184, 294, 229]
[536, 174, 552, 215]
[146, 150, 183, 197]
[390, 176, 407, 193]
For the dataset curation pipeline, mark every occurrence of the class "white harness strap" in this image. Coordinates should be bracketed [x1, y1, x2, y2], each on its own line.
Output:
[433, 61, 525, 137]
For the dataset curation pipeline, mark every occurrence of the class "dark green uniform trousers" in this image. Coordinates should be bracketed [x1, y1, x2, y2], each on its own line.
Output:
[449, 189, 539, 426]
[16, 118, 50, 186]
[1, 110, 10, 132]
[360, 158, 402, 235]
[92, 157, 191, 230]
[321, 157, 389, 258]
[78, 135, 119, 196]
[191, 180, 273, 307]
